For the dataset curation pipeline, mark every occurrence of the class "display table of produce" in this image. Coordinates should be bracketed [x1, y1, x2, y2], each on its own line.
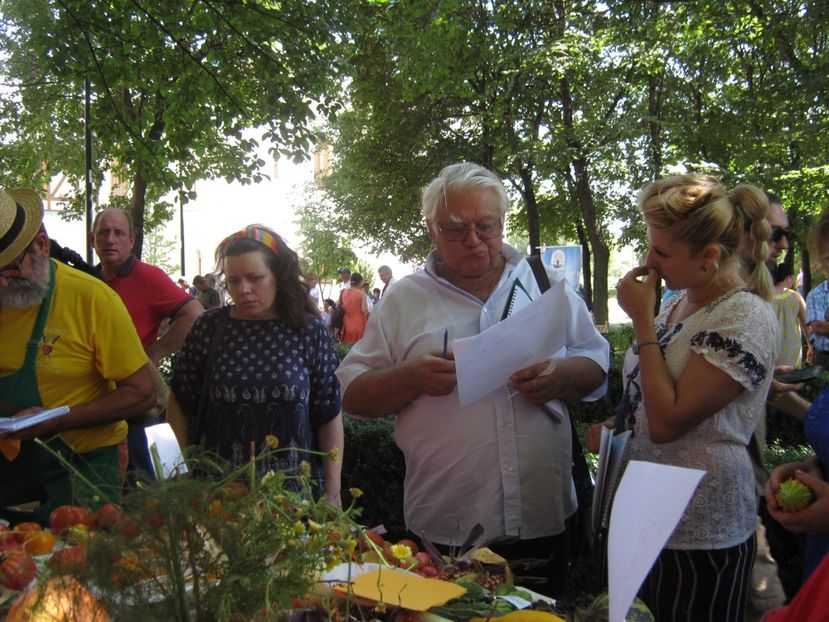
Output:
[0, 511, 651, 622]
[0, 445, 655, 621]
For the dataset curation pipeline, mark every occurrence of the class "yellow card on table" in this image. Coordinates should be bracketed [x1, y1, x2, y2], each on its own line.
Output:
[340, 567, 466, 612]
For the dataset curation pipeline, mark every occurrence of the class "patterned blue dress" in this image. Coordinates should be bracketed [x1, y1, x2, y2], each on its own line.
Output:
[803, 386, 829, 578]
[171, 308, 341, 491]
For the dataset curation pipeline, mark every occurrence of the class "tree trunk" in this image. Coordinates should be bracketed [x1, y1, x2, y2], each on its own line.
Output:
[518, 166, 541, 257]
[560, 76, 609, 326]
[131, 172, 147, 258]
[570, 157, 609, 326]
[575, 223, 593, 310]
[647, 71, 663, 179]
[801, 245, 812, 296]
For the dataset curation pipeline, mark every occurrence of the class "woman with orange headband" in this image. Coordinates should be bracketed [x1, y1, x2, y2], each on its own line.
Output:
[168, 225, 343, 504]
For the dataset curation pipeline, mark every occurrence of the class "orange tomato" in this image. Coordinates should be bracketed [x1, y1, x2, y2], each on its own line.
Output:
[21, 529, 56, 556]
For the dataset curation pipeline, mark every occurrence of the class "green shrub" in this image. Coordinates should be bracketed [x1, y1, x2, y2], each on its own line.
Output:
[334, 342, 353, 361]
[341, 416, 406, 539]
[605, 323, 635, 359]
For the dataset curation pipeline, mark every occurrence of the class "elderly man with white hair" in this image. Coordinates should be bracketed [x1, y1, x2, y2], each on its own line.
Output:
[337, 162, 608, 597]
[0, 189, 154, 523]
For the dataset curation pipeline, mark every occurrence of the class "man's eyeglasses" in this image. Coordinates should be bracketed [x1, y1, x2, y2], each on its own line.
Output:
[0, 247, 29, 278]
[436, 219, 502, 242]
[771, 226, 792, 243]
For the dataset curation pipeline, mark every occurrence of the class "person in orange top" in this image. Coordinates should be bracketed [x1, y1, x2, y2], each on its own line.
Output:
[339, 272, 369, 344]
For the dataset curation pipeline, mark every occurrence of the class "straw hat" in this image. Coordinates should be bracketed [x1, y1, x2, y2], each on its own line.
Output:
[0, 189, 44, 268]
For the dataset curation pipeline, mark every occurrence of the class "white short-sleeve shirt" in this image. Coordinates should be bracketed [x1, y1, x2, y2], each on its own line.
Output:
[337, 244, 609, 545]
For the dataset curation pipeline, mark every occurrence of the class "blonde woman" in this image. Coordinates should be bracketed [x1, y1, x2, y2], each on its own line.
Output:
[614, 175, 777, 621]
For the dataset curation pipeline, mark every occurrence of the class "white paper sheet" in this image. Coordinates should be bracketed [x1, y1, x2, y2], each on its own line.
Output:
[453, 280, 566, 407]
[145, 422, 188, 480]
[608, 460, 705, 622]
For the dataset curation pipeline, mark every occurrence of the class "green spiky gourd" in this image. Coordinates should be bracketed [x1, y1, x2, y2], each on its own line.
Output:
[573, 592, 655, 622]
[775, 478, 815, 512]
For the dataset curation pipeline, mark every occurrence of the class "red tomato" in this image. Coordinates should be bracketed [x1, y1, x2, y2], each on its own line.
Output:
[49, 505, 95, 537]
[94, 503, 123, 532]
[48, 544, 88, 574]
[94, 503, 141, 539]
[117, 514, 142, 540]
[218, 481, 250, 502]
[12, 522, 42, 543]
[12, 521, 43, 540]
[0, 523, 20, 551]
[413, 551, 431, 570]
[359, 529, 385, 552]
[0, 550, 36, 590]
[419, 565, 438, 578]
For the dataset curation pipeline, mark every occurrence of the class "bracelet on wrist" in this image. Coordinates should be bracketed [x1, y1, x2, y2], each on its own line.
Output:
[632, 340, 661, 355]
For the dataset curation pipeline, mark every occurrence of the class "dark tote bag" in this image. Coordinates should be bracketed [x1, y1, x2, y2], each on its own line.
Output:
[330, 290, 346, 331]
[527, 255, 595, 555]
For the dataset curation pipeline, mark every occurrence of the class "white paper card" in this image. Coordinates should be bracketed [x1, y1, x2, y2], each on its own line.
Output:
[453, 280, 566, 407]
[145, 422, 188, 479]
[608, 460, 705, 622]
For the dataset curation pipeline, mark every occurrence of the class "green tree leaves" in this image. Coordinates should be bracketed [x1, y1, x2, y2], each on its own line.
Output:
[0, 0, 348, 255]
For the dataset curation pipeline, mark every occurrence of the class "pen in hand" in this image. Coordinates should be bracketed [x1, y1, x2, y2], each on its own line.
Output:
[442, 329, 449, 359]
[507, 359, 562, 424]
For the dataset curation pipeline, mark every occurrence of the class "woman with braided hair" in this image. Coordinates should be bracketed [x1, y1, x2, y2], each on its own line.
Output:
[612, 175, 777, 621]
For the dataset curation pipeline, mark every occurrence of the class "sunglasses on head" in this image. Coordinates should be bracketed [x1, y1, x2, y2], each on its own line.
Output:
[771, 226, 792, 243]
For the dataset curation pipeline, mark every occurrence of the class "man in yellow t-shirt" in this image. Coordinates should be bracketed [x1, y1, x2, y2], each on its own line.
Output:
[0, 188, 154, 524]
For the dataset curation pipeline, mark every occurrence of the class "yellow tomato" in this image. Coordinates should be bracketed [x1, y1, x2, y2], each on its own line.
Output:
[22, 530, 56, 556]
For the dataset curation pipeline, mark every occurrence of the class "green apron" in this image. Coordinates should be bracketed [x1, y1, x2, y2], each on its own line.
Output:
[0, 260, 120, 524]
[0, 261, 55, 415]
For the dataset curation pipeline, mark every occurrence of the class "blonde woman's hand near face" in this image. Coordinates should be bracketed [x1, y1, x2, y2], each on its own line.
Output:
[616, 266, 658, 325]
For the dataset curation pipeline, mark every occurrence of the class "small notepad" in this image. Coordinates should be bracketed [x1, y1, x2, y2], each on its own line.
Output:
[0, 405, 70, 434]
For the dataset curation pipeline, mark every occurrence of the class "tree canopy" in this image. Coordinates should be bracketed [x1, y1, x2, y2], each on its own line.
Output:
[0, 0, 347, 254]
[316, 0, 829, 323]
[1, 0, 827, 318]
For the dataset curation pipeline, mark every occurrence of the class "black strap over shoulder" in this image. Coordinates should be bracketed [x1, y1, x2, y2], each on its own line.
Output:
[191, 307, 231, 445]
[527, 254, 594, 552]
[528, 254, 551, 292]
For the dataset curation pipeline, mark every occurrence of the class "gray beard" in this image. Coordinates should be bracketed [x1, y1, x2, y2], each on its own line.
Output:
[0, 253, 50, 308]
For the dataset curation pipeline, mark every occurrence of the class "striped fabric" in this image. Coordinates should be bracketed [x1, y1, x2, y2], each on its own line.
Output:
[640, 535, 756, 622]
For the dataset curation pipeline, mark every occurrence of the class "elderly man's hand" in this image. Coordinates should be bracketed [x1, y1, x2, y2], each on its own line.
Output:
[510, 359, 561, 404]
[412, 352, 457, 396]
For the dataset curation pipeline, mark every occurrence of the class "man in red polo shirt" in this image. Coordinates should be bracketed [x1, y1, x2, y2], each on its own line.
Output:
[92, 208, 202, 480]
[93, 209, 202, 363]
